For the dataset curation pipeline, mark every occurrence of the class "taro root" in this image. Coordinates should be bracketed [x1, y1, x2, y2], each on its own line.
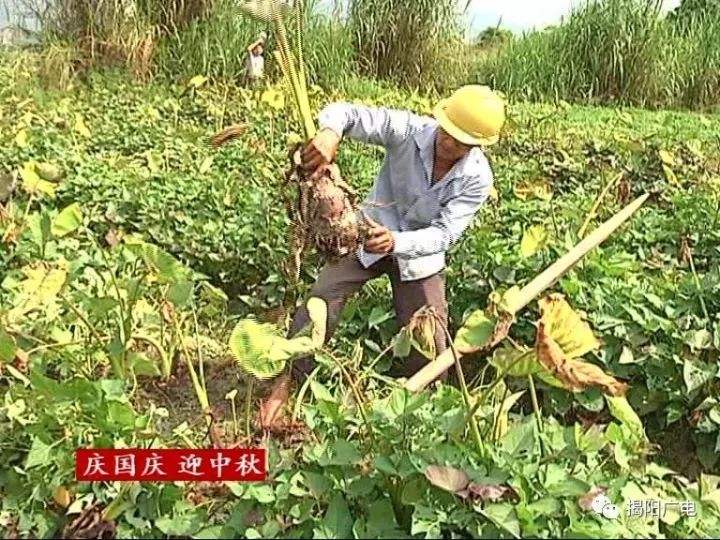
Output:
[285, 143, 369, 262]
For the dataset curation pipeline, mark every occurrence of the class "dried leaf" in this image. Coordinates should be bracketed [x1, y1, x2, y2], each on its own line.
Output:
[466, 482, 520, 503]
[105, 229, 123, 247]
[53, 486, 73, 508]
[535, 321, 628, 397]
[424, 465, 470, 493]
[513, 179, 552, 201]
[538, 294, 600, 358]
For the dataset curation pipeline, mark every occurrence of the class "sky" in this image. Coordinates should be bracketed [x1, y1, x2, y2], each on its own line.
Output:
[1, 0, 685, 33]
[466, 0, 683, 33]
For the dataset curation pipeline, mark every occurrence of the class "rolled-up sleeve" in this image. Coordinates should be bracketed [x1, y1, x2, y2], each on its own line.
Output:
[391, 177, 491, 259]
[318, 102, 421, 148]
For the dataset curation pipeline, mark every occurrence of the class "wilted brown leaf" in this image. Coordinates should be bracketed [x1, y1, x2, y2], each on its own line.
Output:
[535, 322, 628, 397]
[14, 348, 29, 374]
[52, 485, 73, 508]
[104, 229, 123, 247]
[211, 124, 247, 147]
[424, 465, 470, 493]
[464, 482, 520, 502]
[538, 294, 601, 358]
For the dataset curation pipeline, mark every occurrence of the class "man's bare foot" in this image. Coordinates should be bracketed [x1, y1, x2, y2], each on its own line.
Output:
[258, 372, 292, 428]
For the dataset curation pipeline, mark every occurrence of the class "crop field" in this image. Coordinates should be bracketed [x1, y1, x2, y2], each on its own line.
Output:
[2, 47, 720, 539]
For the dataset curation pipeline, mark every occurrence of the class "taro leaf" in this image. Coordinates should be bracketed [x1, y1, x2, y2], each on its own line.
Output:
[479, 503, 521, 539]
[393, 328, 412, 358]
[36, 162, 63, 181]
[683, 359, 715, 394]
[493, 390, 525, 440]
[9, 264, 67, 320]
[520, 225, 549, 258]
[15, 128, 28, 147]
[307, 297, 327, 348]
[125, 240, 192, 284]
[0, 330, 17, 363]
[659, 149, 675, 166]
[606, 395, 646, 442]
[167, 281, 193, 307]
[321, 493, 353, 539]
[686, 329, 712, 351]
[129, 352, 161, 377]
[490, 346, 542, 377]
[501, 417, 536, 458]
[535, 322, 628, 397]
[26, 437, 52, 469]
[424, 465, 470, 493]
[538, 294, 600, 358]
[228, 319, 315, 380]
[465, 482, 519, 503]
[73, 114, 91, 137]
[454, 310, 495, 354]
[51, 203, 83, 237]
[19, 163, 56, 197]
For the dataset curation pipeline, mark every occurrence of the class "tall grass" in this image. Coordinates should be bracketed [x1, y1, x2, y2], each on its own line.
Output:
[348, 0, 467, 92]
[482, 0, 720, 110]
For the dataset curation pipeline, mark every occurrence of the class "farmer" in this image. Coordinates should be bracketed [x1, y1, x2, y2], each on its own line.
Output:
[260, 85, 506, 426]
[245, 32, 267, 87]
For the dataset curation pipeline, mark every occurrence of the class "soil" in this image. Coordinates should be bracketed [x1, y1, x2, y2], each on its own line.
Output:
[133, 357, 309, 448]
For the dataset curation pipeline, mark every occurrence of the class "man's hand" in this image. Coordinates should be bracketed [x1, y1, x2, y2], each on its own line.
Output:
[302, 128, 341, 175]
[364, 216, 395, 254]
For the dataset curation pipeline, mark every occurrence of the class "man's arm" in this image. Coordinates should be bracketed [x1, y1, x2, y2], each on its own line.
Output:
[318, 102, 425, 148]
[391, 178, 491, 259]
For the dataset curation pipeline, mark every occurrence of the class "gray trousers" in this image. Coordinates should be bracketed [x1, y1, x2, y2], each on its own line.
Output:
[288, 254, 448, 382]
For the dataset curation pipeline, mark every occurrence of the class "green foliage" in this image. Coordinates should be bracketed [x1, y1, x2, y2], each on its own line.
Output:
[2, 49, 720, 539]
[483, 0, 720, 109]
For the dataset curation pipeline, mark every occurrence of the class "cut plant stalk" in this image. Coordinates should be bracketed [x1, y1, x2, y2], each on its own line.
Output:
[404, 193, 649, 392]
[577, 171, 623, 238]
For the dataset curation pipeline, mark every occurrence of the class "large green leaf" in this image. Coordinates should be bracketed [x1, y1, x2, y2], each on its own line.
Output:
[490, 346, 542, 376]
[319, 493, 353, 539]
[125, 239, 193, 284]
[51, 203, 83, 237]
[454, 310, 495, 354]
[606, 395, 646, 443]
[229, 319, 315, 380]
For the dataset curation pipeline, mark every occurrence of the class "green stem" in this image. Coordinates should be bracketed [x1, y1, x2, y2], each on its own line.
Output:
[231, 397, 238, 439]
[527, 375, 546, 456]
[436, 316, 485, 459]
[578, 172, 623, 239]
[687, 249, 710, 321]
[172, 314, 209, 422]
[291, 365, 320, 423]
[327, 350, 374, 446]
[132, 333, 168, 377]
[245, 377, 255, 440]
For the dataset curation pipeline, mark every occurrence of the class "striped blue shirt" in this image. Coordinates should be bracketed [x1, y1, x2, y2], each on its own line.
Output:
[318, 102, 494, 282]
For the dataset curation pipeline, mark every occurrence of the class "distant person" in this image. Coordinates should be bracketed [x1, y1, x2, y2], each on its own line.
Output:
[246, 32, 266, 87]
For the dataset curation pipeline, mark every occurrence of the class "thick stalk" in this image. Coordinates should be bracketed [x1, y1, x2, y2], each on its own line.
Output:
[245, 377, 255, 440]
[173, 314, 210, 422]
[527, 375, 546, 457]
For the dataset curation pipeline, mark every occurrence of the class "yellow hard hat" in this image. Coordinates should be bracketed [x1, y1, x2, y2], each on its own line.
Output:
[433, 85, 506, 146]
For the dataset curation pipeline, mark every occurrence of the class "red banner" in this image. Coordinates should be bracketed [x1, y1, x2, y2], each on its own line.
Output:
[75, 448, 267, 482]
